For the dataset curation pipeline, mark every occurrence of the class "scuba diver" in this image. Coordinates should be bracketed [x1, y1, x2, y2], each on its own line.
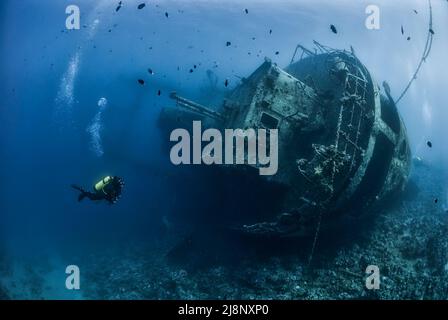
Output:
[71, 176, 124, 204]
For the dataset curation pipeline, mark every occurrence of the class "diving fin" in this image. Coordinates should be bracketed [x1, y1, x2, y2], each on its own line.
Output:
[71, 184, 87, 202]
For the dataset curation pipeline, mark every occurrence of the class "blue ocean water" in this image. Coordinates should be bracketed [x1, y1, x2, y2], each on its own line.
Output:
[1, 0, 448, 299]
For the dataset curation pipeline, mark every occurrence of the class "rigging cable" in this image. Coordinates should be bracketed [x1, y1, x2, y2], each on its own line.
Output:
[395, 0, 434, 105]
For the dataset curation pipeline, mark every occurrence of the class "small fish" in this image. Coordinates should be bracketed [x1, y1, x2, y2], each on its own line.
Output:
[427, 141, 432, 148]
[401, 25, 404, 35]
[194, 65, 197, 69]
[407, 36, 411, 41]
[224, 79, 229, 87]
[116, 1, 122, 12]
[165, 12, 169, 18]
[189, 69, 193, 73]
[157, 90, 161, 96]
[138, 3, 145, 10]
[413, 9, 418, 14]
[226, 41, 231, 47]
[138, 79, 145, 85]
[148, 68, 154, 75]
[330, 24, 337, 34]
[269, 29, 272, 34]
[429, 28, 435, 35]
[434, 198, 438, 203]
[245, 9, 249, 14]
[275, 51, 279, 55]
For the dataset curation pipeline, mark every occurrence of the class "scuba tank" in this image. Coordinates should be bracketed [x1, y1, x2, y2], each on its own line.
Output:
[94, 176, 113, 195]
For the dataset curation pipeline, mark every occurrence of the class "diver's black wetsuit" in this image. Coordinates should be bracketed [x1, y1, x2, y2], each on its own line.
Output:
[71, 183, 120, 204]
[72, 176, 124, 204]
